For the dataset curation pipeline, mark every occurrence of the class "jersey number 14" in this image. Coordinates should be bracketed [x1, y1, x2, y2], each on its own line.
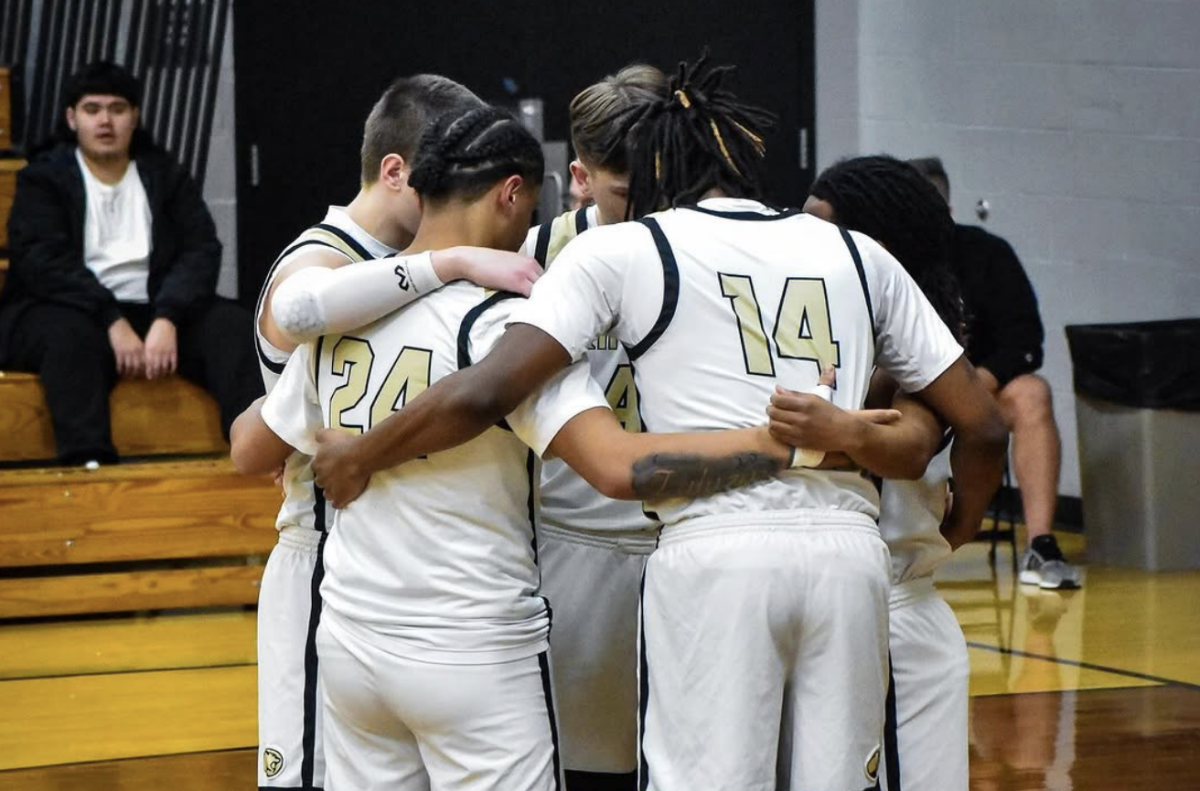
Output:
[719, 274, 841, 377]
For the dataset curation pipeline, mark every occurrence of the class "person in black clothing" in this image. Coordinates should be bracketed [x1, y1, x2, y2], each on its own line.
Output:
[910, 156, 1081, 589]
[0, 61, 261, 465]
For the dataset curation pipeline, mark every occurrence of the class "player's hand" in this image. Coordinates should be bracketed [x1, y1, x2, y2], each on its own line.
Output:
[445, 247, 542, 297]
[767, 366, 900, 453]
[108, 317, 145, 379]
[312, 429, 371, 508]
[143, 318, 178, 379]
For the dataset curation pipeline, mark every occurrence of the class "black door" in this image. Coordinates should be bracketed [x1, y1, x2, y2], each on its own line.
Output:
[234, 1, 815, 300]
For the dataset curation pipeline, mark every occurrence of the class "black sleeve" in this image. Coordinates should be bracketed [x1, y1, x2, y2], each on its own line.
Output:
[7, 165, 123, 326]
[964, 232, 1044, 387]
[151, 163, 222, 325]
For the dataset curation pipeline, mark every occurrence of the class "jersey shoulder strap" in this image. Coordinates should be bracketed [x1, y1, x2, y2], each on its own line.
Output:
[534, 209, 590, 268]
[837, 226, 876, 340]
[625, 216, 680, 362]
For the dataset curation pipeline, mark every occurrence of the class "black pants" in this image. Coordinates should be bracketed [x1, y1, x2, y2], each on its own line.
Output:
[7, 299, 263, 464]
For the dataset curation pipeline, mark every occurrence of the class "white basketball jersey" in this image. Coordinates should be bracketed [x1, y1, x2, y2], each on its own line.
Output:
[261, 283, 605, 663]
[512, 197, 964, 526]
[521, 208, 656, 535]
[879, 439, 954, 585]
[254, 207, 396, 534]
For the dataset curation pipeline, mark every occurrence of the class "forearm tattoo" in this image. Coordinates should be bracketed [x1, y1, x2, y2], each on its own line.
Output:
[630, 452, 782, 499]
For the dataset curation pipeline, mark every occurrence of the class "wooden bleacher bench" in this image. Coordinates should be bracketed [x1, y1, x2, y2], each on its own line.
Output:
[0, 458, 280, 619]
[0, 371, 229, 462]
[0, 66, 12, 150]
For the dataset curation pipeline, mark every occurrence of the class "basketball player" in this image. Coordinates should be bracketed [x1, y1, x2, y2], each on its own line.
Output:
[252, 75, 542, 791]
[308, 56, 1008, 790]
[235, 105, 834, 791]
[521, 65, 667, 791]
[775, 154, 995, 790]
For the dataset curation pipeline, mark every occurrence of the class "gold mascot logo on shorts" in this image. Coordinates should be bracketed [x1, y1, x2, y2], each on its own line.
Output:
[263, 747, 285, 779]
[864, 745, 881, 783]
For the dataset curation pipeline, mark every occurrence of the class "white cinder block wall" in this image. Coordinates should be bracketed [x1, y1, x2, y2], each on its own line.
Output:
[816, 0, 1200, 499]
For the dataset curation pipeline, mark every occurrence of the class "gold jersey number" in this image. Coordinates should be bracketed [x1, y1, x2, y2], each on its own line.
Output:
[719, 273, 841, 377]
[327, 337, 433, 434]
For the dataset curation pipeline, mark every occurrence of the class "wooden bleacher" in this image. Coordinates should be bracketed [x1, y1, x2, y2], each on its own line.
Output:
[0, 371, 230, 462]
[0, 458, 279, 618]
[0, 65, 12, 151]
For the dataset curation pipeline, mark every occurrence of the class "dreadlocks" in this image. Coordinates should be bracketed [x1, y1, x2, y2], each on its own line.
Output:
[809, 155, 966, 342]
[624, 52, 776, 220]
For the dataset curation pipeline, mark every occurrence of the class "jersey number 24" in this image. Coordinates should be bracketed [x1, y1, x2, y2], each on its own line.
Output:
[327, 337, 433, 434]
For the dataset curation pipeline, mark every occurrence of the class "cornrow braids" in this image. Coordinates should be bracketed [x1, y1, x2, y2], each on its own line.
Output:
[809, 155, 965, 341]
[408, 106, 545, 204]
[623, 52, 777, 220]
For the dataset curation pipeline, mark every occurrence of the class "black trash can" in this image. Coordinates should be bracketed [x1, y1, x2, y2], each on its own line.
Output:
[1066, 319, 1200, 571]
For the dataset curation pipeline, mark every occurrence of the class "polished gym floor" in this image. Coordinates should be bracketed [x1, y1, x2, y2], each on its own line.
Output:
[0, 529, 1197, 790]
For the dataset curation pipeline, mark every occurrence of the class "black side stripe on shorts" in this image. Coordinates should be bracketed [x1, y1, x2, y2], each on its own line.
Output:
[838, 226, 877, 340]
[538, 651, 564, 791]
[534, 221, 554, 267]
[637, 563, 652, 791]
[313, 222, 373, 261]
[626, 217, 680, 362]
[882, 655, 901, 791]
[573, 207, 590, 235]
[299, 491, 328, 790]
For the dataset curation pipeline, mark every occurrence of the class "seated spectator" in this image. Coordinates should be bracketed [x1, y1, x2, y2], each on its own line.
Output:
[0, 61, 261, 465]
[909, 156, 1081, 589]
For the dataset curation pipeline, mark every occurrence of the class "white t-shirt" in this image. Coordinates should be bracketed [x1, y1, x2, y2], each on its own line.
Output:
[511, 197, 964, 527]
[77, 150, 152, 302]
[262, 282, 607, 663]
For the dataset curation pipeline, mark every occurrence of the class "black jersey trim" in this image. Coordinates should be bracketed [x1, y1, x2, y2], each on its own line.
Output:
[637, 564, 652, 791]
[299, 529, 328, 789]
[838, 227, 877, 340]
[534, 221, 554, 267]
[456, 291, 522, 370]
[538, 651, 564, 791]
[681, 204, 803, 222]
[882, 655, 901, 791]
[625, 218, 679, 362]
[314, 222, 373, 261]
[573, 207, 590, 235]
[456, 291, 522, 431]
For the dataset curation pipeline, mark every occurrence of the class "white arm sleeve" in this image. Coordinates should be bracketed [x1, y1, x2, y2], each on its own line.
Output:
[271, 252, 444, 343]
[260, 343, 324, 456]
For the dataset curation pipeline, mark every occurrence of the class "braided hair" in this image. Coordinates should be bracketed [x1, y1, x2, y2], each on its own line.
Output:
[809, 155, 965, 341]
[408, 106, 544, 204]
[623, 52, 776, 220]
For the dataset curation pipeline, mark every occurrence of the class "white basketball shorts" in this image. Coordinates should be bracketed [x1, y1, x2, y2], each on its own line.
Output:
[638, 511, 891, 791]
[538, 524, 655, 774]
[317, 608, 564, 791]
[257, 526, 327, 789]
[881, 577, 970, 791]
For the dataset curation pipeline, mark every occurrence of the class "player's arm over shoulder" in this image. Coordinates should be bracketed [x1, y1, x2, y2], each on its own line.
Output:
[259, 247, 353, 353]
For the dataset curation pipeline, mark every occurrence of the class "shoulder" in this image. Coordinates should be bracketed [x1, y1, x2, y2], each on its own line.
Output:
[955, 223, 1016, 255]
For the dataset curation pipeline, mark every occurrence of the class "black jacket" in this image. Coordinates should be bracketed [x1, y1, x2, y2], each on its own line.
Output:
[0, 133, 222, 362]
[953, 224, 1044, 388]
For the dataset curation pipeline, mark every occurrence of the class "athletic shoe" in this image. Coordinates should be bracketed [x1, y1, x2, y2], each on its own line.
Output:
[1019, 534, 1082, 589]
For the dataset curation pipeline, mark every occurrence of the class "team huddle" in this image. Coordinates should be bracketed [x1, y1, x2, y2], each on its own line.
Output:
[230, 55, 1009, 791]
